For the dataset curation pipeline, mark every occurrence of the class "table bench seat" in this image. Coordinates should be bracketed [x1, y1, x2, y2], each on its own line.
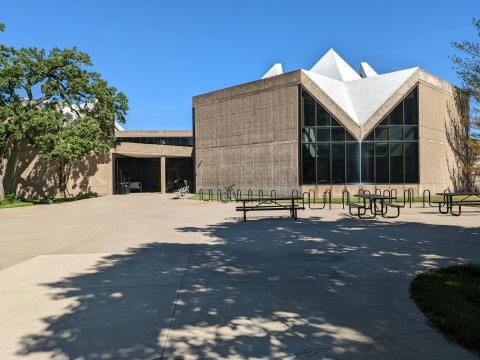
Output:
[235, 205, 304, 211]
[387, 203, 404, 208]
[236, 198, 305, 221]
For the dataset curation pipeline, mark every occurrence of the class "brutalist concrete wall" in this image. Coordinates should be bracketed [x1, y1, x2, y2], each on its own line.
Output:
[193, 71, 301, 196]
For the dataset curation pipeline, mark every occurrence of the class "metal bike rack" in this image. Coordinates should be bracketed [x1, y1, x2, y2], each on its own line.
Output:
[236, 189, 242, 200]
[422, 189, 433, 208]
[258, 189, 264, 198]
[199, 189, 204, 201]
[247, 189, 253, 199]
[342, 189, 350, 209]
[403, 189, 413, 208]
[208, 189, 213, 201]
[383, 189, 392, 203]
[270, 190, 277, 199]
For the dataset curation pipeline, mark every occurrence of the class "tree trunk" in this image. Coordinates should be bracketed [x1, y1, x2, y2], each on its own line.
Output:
[59, 157, 67, 199]
[0, 156, 8, 201]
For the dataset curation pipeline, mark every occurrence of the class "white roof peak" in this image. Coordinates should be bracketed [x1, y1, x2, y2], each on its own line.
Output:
[261, 63, 283, 79]
[359, 62, 378, 78]
[310, 49, 361, 82]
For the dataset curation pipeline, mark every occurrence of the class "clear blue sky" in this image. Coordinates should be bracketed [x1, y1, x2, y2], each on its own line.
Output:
[1, 1, 478, 130]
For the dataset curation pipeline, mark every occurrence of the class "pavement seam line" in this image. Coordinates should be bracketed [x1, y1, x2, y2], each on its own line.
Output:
[160, 249, 193, 359]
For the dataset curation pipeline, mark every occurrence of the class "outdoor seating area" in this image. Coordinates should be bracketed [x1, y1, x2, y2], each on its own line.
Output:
[1, 193, 479, 360]
[197, 186, 480, 221]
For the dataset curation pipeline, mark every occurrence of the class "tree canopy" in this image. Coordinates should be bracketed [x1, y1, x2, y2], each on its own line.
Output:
[0, 22, 128, 199]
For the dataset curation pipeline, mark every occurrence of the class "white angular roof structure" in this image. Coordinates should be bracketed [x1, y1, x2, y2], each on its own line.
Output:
[262, 63, 283, 79]
[261, 49, 419, 126]
[359, 62, 378, 78]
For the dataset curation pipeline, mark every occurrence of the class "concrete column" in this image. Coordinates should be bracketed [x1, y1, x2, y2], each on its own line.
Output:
[160, 156, 166, 193]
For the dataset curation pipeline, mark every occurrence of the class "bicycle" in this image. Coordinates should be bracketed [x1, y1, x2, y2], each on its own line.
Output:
[221, 184, 235, 202]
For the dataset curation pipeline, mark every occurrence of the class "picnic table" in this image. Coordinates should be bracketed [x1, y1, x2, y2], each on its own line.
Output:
[236, 197, 305, 221]
[434, 192, 480, 216]
[348, 194, 402, 219]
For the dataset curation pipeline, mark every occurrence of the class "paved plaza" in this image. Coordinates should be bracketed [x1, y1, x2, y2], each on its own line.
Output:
[0, 194, 479, 359]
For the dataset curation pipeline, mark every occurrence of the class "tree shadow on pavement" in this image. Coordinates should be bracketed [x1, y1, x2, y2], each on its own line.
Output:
[17, 217, 480, 359]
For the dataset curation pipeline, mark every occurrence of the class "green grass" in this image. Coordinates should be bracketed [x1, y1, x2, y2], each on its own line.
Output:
[410, 264, 480, 353]
[0, 192, 97, 209]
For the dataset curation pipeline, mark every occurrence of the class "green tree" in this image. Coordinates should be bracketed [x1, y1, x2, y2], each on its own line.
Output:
[450, 18, 480, 190]
[0, 23, 128, 200]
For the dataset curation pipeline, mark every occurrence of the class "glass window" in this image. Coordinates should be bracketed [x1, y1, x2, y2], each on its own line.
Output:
[331, 143, 345, 183]
[316, 104, 330, 126]
[404, 126, 418, 141]
[390, 143, 403, 183]
[303, 90, 315, 126]
[331, 117, 341, 127]
[331, 128, 345, 141]
[390, 127, 403, 141]
[317, 144, 330, 183]
[365, 131, 374, 142]
[361, 143, 374, 183]
[375, 127, 388, 141]
[317, 128, 330, 142]
[302, 128, 316, 143]
[300, 85, 418, 185]
[375, 143, 389, 183]
[390, 103, 403, 125]
[404, 87, 418, 125]
[405, 142, 419, 183]
[302, 144, 316, 184]
[345, 131, 356, 142]
[346, 142, 360, 183]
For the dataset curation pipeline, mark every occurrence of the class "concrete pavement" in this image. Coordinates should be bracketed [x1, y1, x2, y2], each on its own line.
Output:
[0, 194, 479, 359]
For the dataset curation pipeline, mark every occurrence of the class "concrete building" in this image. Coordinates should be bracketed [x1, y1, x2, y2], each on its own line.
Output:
[5, 130, 193, 198]
[193, 49, 465, 196]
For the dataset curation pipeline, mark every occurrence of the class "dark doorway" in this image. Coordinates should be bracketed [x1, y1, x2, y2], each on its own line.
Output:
[166, 158, 194, 192]
[114, 156, 160, 193]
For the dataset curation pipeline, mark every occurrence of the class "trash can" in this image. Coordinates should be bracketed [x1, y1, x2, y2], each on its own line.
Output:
[118, 182, 130, 195]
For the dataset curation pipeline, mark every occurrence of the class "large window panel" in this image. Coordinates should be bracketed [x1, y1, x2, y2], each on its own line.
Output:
[404, 126, 418, 141]
[405, 142, 419, 183]
[390, 103, 403, 125]
[317, 128, 330, 142]
[316, 104, 330, 126]
[302, 144, 316, 184]
[404, 87, 418, 125]
[331, 128, 345, 141]
[390, 127, 403, 141]
[303, 90, 316, 126]
[375, 143, 389, 183]
[375, 127, 388, 141]
[346, 143, 360, 183]
[390, 143, 403, 183]
[361, 143, 375, 183]
[303, 128, 316, 143]
[317, 144, 330, 183]
[331, 143, 346, 183]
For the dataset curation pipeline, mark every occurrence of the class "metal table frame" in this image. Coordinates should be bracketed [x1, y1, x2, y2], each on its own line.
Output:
[351, 194, 397, 219]
[236, 197, 304, 221]
[435, 192, 480, 216]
